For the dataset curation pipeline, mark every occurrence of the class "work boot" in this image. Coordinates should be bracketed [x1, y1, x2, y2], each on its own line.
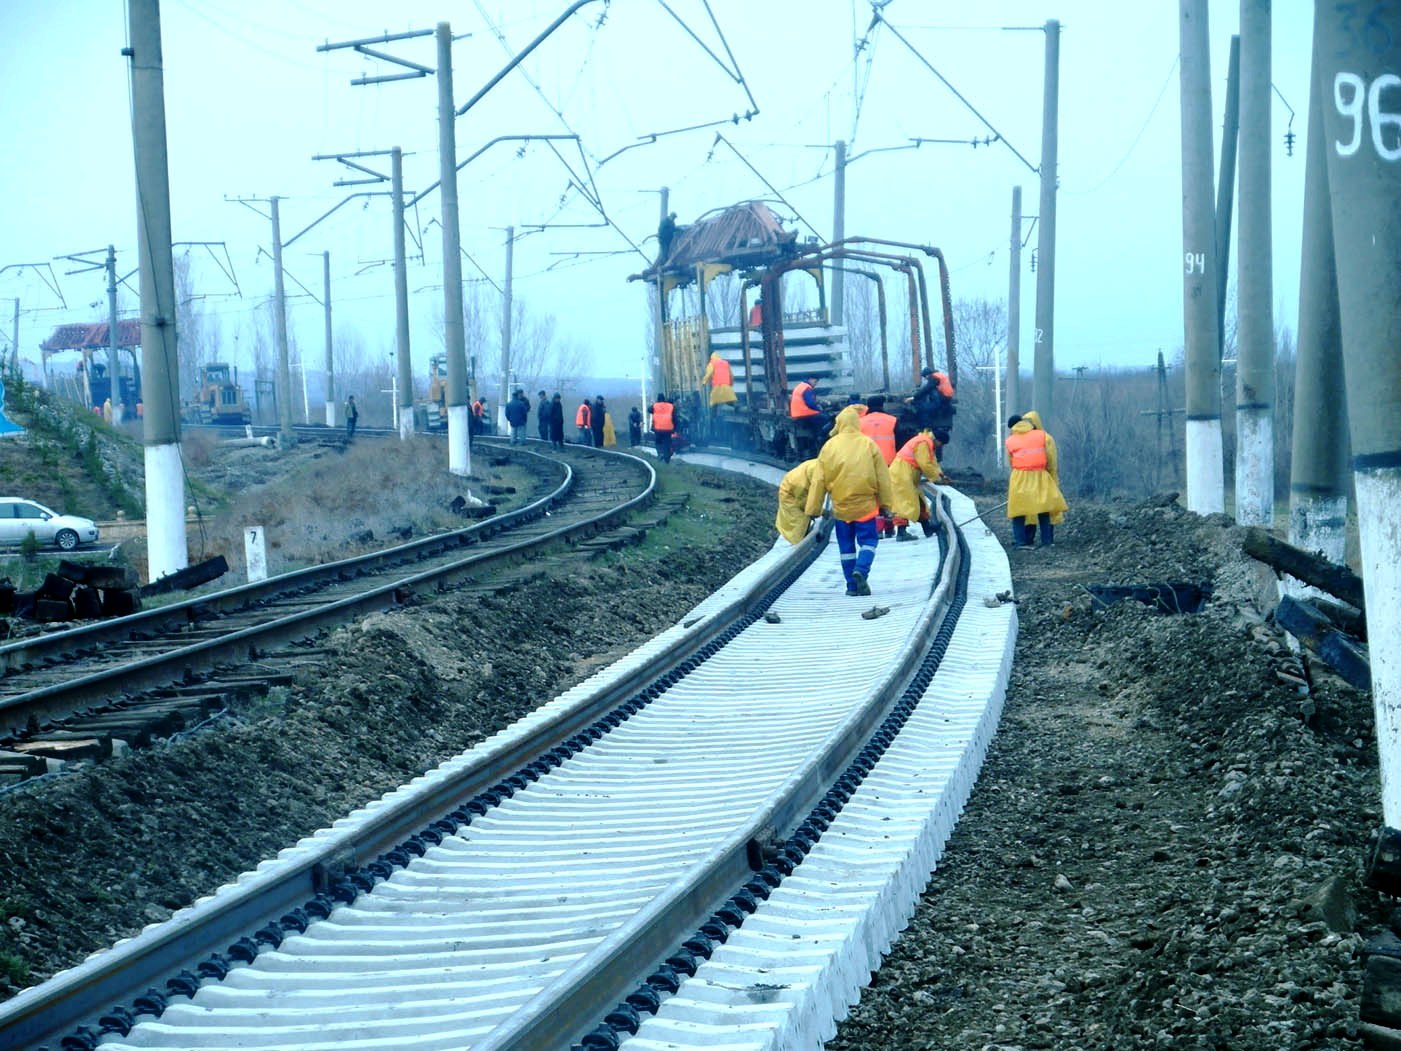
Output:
[851, 570, 872, 596]
[896, 525, 917, 542]
[921, 519, 938, 538]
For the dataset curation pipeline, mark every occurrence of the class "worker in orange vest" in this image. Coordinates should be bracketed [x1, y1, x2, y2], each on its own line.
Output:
[804, 404, 893, 597]
[1005, 411, 1068, 547]
[890, 429, 946, 541]
[858, 395, 900, 537]
[701, 351, 737, 408]
[575, 399, 593, 446]
[649, 393, 676, 463]
[788, 374, 823, 459]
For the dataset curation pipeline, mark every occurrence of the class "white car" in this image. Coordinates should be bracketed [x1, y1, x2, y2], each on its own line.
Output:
[0, 498, 101, 551]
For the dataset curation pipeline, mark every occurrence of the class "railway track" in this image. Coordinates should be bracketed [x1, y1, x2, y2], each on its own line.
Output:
[0, 455, 1015, 1051]
[0, 441, 655, 767]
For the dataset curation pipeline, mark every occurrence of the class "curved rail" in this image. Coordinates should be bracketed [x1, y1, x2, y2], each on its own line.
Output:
[0, 464, 1016, 1051]
[0, 445, 654, 741]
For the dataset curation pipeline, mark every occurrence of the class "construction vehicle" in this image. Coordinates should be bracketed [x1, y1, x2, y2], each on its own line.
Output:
[183, 363, 251, 426]
[637, 200, 956, 460]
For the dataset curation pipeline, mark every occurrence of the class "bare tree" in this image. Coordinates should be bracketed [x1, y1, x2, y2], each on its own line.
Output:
[174, 253, 220, 401]
[844, 275, 882, 391]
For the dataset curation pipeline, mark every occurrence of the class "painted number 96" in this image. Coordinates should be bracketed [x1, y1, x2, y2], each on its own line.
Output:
[1334, 72, 1401, 160]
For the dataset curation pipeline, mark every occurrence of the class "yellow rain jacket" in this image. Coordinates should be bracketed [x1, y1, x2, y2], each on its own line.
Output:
[602, 412, 617, 448]
[701, 352, 738, 406]
[775, 458, 821, 544]
[890, 431, 944, 522]
[1006, 410, 1068, 523]
[804, 405, 894, 523]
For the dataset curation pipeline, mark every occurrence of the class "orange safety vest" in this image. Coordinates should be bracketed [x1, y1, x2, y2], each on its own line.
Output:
[860, 412, 898, 464]
[472, 400, 484, 417]
[896, 431, 936, 468]
[709, 356, 733, 387]
[789, 382, 819, 419]
[749, 302, 763, 328]
[576, 402, 591, 427]
[1005, 429, 1048, 471]
[931, 371, 954, 398]
[651, 401, 674, 431]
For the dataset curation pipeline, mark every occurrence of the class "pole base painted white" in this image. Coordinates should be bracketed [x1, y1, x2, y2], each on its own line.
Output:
[448, 404, 472, 476]
[1185, 418, 1225, 514]
[399, 411, 415, 441]
[1288, 493, 1348, 567]
[244, 526, 268, 583]
[144, 441, 188, 583]
[325, 402, 337, 428]
[1234, 408, 1274, 526]
[1357, 469, 1401, 825]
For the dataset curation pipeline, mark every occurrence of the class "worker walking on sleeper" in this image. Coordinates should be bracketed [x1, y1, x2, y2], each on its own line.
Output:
[775, 458, 821, 545]
[890, 429, 947, 541]
[805, 404, 894, 597]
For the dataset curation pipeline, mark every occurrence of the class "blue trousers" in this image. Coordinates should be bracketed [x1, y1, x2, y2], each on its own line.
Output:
[835, 517, 879, 585]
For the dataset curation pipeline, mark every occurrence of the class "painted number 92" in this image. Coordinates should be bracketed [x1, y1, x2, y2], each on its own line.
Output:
[1334, 72, 1401, 160]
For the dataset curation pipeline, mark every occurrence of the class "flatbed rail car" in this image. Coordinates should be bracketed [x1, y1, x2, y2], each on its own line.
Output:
[638, 200, 957, 459]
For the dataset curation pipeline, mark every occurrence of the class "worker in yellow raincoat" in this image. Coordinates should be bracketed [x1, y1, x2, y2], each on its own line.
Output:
[602, 411, 617, 448]
[775, 458, 820, 544]
[701, 351, 737, 407]
[890, 429, 946, 541]
[805, 404, 894, 596]
[1005, 409, 1068, 547]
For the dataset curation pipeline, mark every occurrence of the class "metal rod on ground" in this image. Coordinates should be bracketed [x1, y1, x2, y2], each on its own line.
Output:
[955, 500, 1009, 529]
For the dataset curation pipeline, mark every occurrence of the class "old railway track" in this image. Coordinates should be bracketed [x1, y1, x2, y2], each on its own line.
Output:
[0, 441, 658, 778]
[0, 453, 1017, 1051]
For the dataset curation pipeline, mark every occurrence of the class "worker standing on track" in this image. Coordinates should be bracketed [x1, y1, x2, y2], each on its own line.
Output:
[805, 404, 893, 597]
[548, 393, 565, 450]
[890, 429, 946, 541]
[908, 367, 956, 450]
[858, 394, 899, 537]
[591, 396, 607, 449]
[789, 374, 823, 460]
[650, 393, 676, 463]
[628, 405, 643, 447]
[775, 458, 821, 544]
[1005, 410, 1068, 547]
[575, 399, 593, 446]
[537, 390, 551, 442]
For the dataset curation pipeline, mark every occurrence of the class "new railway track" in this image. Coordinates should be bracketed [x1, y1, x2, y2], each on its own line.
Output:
[0, 440, 655, 759]
[0, 453, 1016, 1051]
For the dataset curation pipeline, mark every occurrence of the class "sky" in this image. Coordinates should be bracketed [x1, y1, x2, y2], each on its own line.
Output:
[1, 1, 1315, 396]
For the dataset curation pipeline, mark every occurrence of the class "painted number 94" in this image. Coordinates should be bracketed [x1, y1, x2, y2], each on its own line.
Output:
[1334, 72, 1401, 160]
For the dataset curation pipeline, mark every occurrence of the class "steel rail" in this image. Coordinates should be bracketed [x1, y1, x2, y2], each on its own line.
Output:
[482, 492, 963, 1050]
[0, 443, 568, 680]
[0, 496, 832, 1051]
[0, 447, 649, 739]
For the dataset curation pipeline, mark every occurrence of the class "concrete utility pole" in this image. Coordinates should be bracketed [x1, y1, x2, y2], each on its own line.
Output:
[323, 251, 336, 428]
[1006, 185, 1022, 417]
[1286, 13, 1348, 569]
[1178, 0, 1224, 514]
[1316, 7, 1401, 840]
[1234, 1, 1274, 526]
[9, 299, 18, 371]
[437, 22, 471, 476]
[269, 196, 295, 447]
[126, 0, 186, 581]
[654, 185, 669, 400]
[392, 147, 413, 441]
[498, 225, 514, 434]
[1215, 35, 1240, 358]
[832, 140, 846, 328]
[105, 245, 124, 422]
[1032, 20, 1060, 433]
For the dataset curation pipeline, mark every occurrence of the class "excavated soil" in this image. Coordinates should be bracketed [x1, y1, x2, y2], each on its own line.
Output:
[0, 449, 1384, 1051]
